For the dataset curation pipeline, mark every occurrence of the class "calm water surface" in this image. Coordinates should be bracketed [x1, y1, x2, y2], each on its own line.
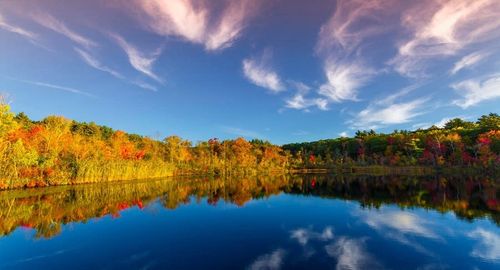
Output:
[0, 174, 499, 269]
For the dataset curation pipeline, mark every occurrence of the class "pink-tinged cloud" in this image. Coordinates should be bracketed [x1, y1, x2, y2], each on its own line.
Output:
[32, 12, 98, 48]
[316, 0, 393, 53]
[392, 0, 500, 77]
[74, 47, 124, 79]
[318, 60, 374, 103]
[0, 12, 37, 40]
[132, 0, 260, 51]
[316, 0, 395, 104]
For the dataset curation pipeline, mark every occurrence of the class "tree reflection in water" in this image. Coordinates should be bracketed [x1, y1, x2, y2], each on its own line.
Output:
[0, 174, 498, 239]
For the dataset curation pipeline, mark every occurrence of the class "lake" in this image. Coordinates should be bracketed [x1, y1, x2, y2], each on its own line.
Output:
[0, 174, 498, 270]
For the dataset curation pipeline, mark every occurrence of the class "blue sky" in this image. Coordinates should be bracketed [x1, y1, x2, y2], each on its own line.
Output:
[0, 0, 499, 144]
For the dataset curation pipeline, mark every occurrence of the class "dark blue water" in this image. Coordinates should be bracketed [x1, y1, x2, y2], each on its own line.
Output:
[0, 175, 498, 269]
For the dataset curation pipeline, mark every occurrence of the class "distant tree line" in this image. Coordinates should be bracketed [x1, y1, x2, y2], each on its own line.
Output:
[283, 114, 500, 169]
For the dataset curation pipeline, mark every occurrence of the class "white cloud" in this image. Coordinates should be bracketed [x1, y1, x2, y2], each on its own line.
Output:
[242, 52, 284, 93]
[325, 237, 381, 270]
[32, 12, 97, 48]
[133, 0, 259, 51]
[350, 98, 428, 129]
[392, 0, 500, 77]
[316, 0, 389, 53]
[0, 13, 37, 40]
[374, 83, 423, 106]
[285, 81, 327, 111]
[110, 33, 163, 83]
[248, 249, 286, 270]
[468, 228, 500, 261]
[13, 78, 94, 98]
[290, 227, 334, 246]
[285, 94, 328, 111]
[132, 81, 158, 92]
[74, 48, 124, 79]
[450, 51, 488, 75]
[452, 74, 500, 108]
[339, 132, 348, 137]
[315, 0, 393, 105]
[75, 47, 160, 92]
[348, 84, 427, 130]
[288, 81, 311, 93]
[205, 0, 256, 51]
[319, 60, 373, 102]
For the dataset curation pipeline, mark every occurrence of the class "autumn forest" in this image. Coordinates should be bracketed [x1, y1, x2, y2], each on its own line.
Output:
[0, 101, 499, 190]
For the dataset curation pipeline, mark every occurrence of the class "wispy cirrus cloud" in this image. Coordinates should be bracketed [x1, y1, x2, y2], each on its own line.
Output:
[449, 51, 489, 75]
[132, 81, 158, 92]
[316, 0, 393, 104]
[316, 0, 391, 52]
[75, 47, 158, 92]
[452, 74, 500, 108]
[32, 12, 97, 49]
[391, 0, 500, 77]
[204, 0, 258, 51]
[0, 12, 37, 41]
[10, 77, 94, 98]
[110, 33, 163, 83]
[285, 94, 328, 111]
[242, 51, 285, 93]
[347, 83, 429, 129]
[27, 81, 94, 98]
[350, 98, 428, 129]
[318, 60, 373, 102]
[132, 0, 260, 51]
[373, 83, 424, 106]
[285, 81, 328, 111]
[74, 47, 124, 79]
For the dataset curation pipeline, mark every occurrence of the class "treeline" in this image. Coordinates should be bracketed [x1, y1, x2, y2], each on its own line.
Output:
[0, 102, 288, 189]
[283, 114, 500, 169]
[1, 99, 499, 189]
